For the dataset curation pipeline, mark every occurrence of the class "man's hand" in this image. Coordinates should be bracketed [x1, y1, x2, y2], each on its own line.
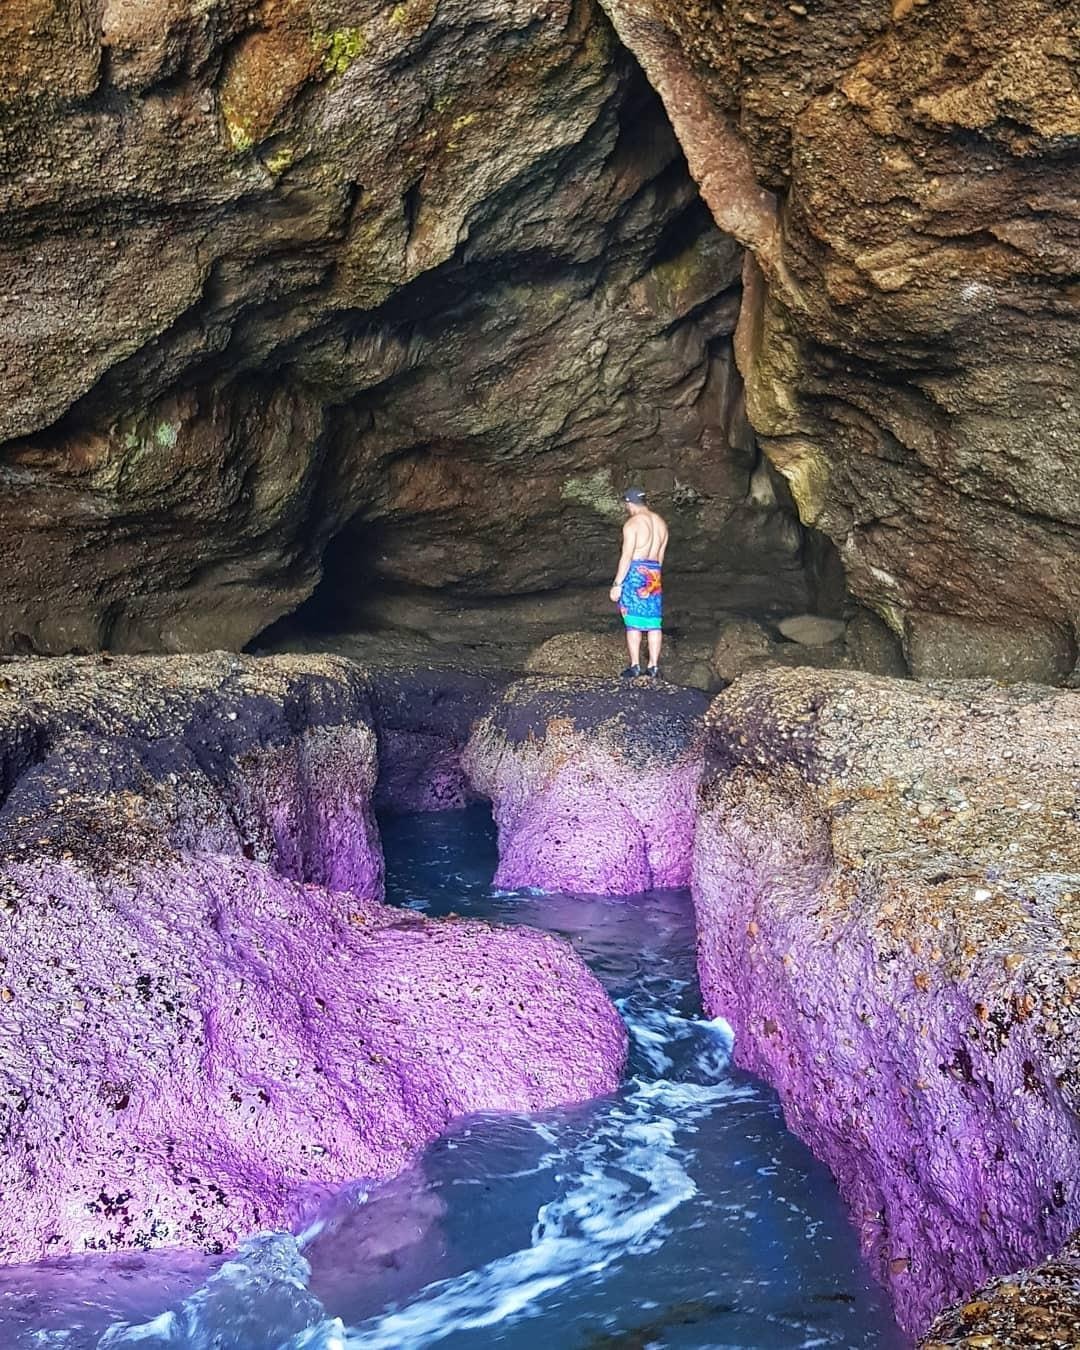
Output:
[609, 584, 621, 604]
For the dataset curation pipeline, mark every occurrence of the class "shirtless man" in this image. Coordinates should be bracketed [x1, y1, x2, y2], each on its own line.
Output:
[609, 487, 669, 679]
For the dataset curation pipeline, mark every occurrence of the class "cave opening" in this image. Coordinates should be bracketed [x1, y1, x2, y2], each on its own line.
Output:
[0, 25, 859, 674]
[253, 59, 853, 682]
[258, 420, 849, 685]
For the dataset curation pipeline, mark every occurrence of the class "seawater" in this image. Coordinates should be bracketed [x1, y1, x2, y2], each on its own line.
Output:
[0, 807, 906, 1350]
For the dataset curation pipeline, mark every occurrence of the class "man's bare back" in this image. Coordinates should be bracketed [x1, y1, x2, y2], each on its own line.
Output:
[624, 508, 668, 564]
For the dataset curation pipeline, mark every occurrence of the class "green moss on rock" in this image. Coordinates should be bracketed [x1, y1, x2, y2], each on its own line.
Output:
[314, 27, 367, 77]
[561, 469, 623, 518]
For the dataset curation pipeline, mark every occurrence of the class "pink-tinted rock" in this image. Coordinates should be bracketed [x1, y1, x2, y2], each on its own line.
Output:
[0, 655, 626, 1264]
[692, 668, 1080, 1337]
[464, 677, 707, 894]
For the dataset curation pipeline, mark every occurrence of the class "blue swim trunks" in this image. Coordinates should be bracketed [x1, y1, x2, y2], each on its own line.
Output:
[619, 559, 663, 631]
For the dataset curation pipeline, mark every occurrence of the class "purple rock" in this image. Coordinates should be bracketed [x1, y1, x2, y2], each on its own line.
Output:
[464, 676, 708, 895]
[692, 668, 1080, 1338]
[0, 655, 626, 1264]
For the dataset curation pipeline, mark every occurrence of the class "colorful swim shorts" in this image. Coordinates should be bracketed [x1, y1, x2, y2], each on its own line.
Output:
[619, 559, 663, 631]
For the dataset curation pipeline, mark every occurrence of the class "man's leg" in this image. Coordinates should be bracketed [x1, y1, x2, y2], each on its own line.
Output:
[625, 627, 642, 670]
[647, 628, 662, 671]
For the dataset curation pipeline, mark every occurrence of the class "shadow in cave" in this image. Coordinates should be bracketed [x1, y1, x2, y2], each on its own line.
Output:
[255, 488, 856, 682]
[254, 505, 625, 671]
[278, 515, 394, 638]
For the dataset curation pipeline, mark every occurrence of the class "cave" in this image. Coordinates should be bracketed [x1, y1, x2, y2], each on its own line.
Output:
[2, 0, 1076, 684]
[1, 31, 851, 679]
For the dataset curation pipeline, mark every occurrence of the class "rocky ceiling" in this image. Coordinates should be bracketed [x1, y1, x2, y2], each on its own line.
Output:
[0, 0, 824, 657]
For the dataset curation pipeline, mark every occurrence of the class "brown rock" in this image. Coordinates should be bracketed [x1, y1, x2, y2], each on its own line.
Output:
[846, 607, 909, 678]
[524, 631, 715, 687]
[526, 632, 638, 678]
[922, 1233, 1080, 1348]
[597, 0, 1080, 671]
[0, 1, 818, 656]
[709, 615, 776, 681]
[904, 613, 1076, 685]
[7, 0, 1076, 666]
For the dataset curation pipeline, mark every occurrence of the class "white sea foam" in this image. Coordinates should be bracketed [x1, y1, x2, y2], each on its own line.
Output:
[276, 1007, 743, 1350]
[78, 1004, 739, 1350]
[95, 1234, 327, 1349]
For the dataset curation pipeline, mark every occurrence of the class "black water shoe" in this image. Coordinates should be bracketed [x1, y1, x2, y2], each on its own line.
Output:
[620, 664, 641, 679]
[646, 665, 660, 679]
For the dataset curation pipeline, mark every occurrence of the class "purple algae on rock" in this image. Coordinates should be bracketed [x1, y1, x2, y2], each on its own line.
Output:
[692, 668, 1080, 1339]
[464, 676, 708, 895]
[0, 654, 626, 1264]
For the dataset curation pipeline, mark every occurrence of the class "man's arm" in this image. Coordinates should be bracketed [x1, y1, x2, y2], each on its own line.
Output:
[609, 521, 638, 601]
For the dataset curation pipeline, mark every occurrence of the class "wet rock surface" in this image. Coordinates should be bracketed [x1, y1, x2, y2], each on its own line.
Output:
[0, 654, 626, 1263]
[922, 1232, 1080, 1349]
[693, 668, 1080, 1336]
[366, 667, 510, 812]
[598, 0, 1080, 667]
[464, 675, 707, 893]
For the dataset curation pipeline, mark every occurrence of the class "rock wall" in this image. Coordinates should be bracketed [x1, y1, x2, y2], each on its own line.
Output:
[0, 654, 626, 1262]
[367, 667, 509, 811]
[4, 0, 1078, 669]
[692, 668, 1080, 1335]
[598, 0, 1080, 678]
[0, 0, 819, 657]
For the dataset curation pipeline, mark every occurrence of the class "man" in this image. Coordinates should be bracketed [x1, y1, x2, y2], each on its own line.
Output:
[609, 487, 668, 679]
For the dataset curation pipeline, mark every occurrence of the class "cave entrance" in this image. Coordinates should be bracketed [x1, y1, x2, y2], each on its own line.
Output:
[250, 58, 860, 685]
[254, 440, 855, 691]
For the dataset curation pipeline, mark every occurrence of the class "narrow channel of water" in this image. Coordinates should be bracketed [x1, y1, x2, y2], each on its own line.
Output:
[1, 807, 906, 1349]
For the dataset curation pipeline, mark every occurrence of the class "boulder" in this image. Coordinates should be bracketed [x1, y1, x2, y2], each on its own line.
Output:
[709, 616, 776, 682]
[776, 614, 847, 647]
[524, 630, 709, 686]
[708, 613, 850, 680]
[845, 607, 909, 679]
[525, 631, 643, 678]
[662, 639, 715, 693]
[0, 654, 626, 1263]
[904, 613, 1076, 685]
[768, 639, 849, 672]
[464, 676, 708, 894]
[693, 668, 1080, 1336]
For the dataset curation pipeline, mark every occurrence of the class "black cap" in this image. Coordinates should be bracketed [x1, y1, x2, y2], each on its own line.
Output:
[623, 487, 646, 505]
